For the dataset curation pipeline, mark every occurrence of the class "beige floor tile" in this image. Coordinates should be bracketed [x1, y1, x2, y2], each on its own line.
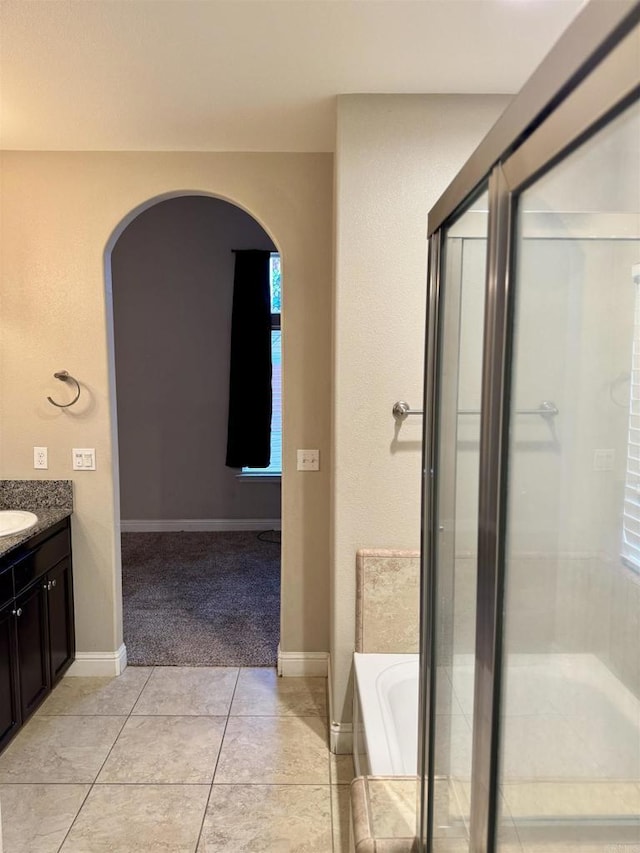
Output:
[132, 666, 238, 715]
[330, 754, 354, 785]
[331, 784, 352, 853]
[230, 669, 327, 717]
[0, 716, 126, 784]
[37, 667, 152, 716]
[59, 784, 209, 852]
[214, 716, 329, 784]
[0, 784, 90, 853]
[197, 784, 333, 852]
[97, 715, 226, 783]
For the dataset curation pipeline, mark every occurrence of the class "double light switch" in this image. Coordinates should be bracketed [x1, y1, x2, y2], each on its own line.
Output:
[73, 448, 96, 470]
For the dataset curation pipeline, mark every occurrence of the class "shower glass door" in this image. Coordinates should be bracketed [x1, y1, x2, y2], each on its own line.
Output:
[423, 191, 489, 851]
[498, 98, 640, 851]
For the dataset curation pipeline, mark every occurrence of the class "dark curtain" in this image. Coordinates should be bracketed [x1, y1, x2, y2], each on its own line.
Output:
[226, 250, 272, 468]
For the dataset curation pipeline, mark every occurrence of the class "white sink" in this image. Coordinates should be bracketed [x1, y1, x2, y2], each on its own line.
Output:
[0, 510, 38, 537]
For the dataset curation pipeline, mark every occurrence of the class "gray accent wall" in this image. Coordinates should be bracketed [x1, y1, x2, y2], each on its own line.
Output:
[111, 195, 280, 522]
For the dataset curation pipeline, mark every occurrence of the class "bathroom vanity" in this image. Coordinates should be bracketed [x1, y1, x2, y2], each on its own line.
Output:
[0, 481, 74, 753]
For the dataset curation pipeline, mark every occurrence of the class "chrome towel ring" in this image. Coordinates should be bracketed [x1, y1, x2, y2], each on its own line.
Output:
[47, 371, 81, 408]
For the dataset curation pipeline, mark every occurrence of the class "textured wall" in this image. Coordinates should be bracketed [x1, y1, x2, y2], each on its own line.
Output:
[111, 195, 280, 522]
[0, 151, 332, 658]
[331, 94, 511, 728]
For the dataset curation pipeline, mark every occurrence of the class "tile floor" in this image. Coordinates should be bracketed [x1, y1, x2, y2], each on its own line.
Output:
[0, 667, 354, 853]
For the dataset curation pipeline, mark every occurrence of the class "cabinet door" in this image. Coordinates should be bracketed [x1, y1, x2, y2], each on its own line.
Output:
[0, 602, 20, 751]
[16, 580, 50, 719]
[47, 559, 75, 684]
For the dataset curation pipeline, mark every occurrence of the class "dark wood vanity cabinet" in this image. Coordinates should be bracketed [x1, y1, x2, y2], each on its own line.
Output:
[0, 601, 20, 748]
[47, 557, 75, 683]
[15, 578, 51, 719]
[0, 518, 75, 753]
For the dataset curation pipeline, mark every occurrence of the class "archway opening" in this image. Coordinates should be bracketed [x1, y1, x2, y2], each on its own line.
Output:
[105, 193, 282, 667]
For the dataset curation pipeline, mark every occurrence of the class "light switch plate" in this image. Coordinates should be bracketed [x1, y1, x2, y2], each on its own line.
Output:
[72, 448, 96, 470]
[297, 449, 320, 471]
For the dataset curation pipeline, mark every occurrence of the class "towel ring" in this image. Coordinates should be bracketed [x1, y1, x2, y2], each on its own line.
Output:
[47, 371, 81, 408]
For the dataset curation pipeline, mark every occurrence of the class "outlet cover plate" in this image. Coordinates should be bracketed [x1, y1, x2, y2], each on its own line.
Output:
[593, 449, 615, 471]
[33, 446, 48, 470]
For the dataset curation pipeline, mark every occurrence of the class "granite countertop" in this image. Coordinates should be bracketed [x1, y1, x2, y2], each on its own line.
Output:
[0, 480, 73, 561]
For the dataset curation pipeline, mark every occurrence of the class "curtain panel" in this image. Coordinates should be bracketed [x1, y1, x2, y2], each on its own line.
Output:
[225, 250, 272, 468]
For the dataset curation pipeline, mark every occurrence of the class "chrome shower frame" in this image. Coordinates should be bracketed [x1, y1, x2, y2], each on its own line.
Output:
[419, 2, 640, 850]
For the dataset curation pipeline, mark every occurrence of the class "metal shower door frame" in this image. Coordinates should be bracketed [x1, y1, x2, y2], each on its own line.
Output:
[419, 3, 640, 851]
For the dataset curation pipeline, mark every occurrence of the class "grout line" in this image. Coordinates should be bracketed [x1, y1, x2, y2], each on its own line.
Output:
[16, 665, 336, 850]
[329, 745, 337, 847]
[65, 782, 337, 788]
[55, 665, 156, 852]
[55, 783, 93, 853]
[128, 663, 156, 716]
[326, 680, 342, 852]
[193, 666, 242, 852]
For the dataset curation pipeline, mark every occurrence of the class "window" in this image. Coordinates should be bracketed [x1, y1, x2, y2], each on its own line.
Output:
[622, 263, 640, 571]
[243, 253, 281, 476]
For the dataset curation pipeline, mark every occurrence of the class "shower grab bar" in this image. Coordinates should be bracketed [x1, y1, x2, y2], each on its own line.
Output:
[392, 399, 559, 421]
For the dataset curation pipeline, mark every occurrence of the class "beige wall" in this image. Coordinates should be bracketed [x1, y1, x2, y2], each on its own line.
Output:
[111, 195, 280, 522]
[331, 94, 511, 728]
[0, 151, 332, 657]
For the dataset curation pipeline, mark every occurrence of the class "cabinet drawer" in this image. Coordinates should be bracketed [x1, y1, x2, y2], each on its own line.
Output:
[0, 568, 13, 610]
[13, 528, 71, 595]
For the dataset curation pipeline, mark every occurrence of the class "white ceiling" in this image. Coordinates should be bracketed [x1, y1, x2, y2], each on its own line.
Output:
[0, 0, 584, 152]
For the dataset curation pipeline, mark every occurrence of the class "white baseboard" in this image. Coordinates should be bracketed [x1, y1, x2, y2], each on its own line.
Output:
[277, 647, 328, 677]
[330, 720, 353, 755]
[66, 644, 127, 677]
[121, 519, 281, 533]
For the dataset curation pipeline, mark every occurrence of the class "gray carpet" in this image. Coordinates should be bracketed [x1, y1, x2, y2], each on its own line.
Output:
[121, 531, 280, 666]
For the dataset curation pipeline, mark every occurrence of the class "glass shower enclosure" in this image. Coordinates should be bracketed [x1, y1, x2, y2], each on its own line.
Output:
[419, 3, 640, 851]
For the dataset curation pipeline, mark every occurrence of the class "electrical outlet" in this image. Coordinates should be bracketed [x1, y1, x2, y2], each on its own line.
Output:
[593, 449, 615, 471]
[33, 446, 48, 469]
[297, 449, 320, 471]
[72, 448, 96, 470]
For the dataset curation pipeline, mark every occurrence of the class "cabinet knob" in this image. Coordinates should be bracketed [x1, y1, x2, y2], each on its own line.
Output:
[12, 608, 22, 617]
[51, 579, 57, 588]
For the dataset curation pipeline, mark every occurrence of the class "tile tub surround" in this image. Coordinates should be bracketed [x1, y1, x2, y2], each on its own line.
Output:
[349, 776, 419, 852]
[0, 479, 73, 557]
[0, 665, 355, 852]
[355, 550, 420, 654]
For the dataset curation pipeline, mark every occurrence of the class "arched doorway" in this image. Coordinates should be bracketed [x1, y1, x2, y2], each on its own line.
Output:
[105, 193, 282, 666]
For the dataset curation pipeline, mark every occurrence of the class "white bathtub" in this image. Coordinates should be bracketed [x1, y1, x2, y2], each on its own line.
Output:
[353, 652, 419, 777]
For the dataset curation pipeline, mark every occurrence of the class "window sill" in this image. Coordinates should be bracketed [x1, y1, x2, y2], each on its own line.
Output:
[236, 472, 281, 483]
